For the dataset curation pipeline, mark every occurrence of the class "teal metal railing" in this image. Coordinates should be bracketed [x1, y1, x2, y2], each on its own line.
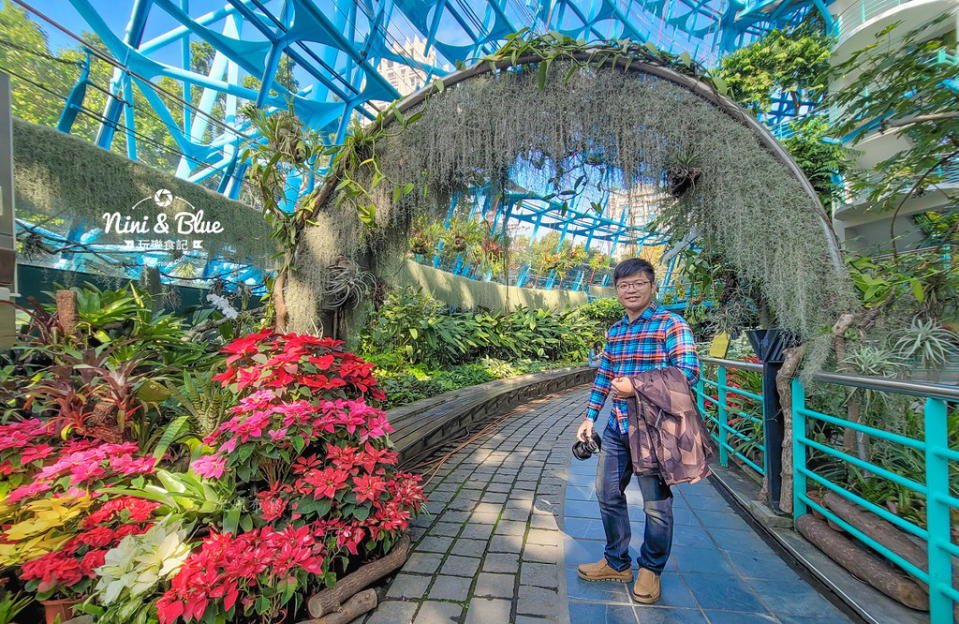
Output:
[695, 357, 766, 477]
[835, 0, 918, 43]
[791, 372, 959, 622]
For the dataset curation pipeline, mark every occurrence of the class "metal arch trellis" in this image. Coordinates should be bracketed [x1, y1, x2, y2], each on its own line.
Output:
[16, 0, 836, 291]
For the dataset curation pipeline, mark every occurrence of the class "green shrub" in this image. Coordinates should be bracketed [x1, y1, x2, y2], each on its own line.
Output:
[364, 288, 599, 366]
[432, 364, 496, 391]
[372, 358, 577, 408]
[576, 297, 625, 327]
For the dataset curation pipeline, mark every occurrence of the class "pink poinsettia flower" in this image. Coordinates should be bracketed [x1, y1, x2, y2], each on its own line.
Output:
[191, 454, 227, 479]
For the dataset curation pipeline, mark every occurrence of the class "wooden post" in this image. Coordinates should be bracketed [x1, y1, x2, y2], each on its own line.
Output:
[56, 289, 79, 337]
[776, 345, 805, 514]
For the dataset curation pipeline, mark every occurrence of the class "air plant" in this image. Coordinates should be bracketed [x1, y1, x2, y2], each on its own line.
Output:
[894, 317, 959, 371]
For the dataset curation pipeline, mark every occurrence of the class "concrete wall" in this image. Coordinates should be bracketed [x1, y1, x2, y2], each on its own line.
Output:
[393, 259, 615, 312]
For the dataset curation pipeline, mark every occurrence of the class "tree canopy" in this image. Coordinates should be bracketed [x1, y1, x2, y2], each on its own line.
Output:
[718, 27, 832, 114]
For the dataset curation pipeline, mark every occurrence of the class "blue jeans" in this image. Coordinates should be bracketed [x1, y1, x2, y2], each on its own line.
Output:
[595, 424, 674, 573]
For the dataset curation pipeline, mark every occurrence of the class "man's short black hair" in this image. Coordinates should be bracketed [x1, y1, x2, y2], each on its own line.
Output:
[613, 258, 655, 284]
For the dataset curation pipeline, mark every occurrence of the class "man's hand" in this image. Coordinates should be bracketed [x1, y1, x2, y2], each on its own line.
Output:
[576, 418, 594, 443]
[611, 376, 632, 398]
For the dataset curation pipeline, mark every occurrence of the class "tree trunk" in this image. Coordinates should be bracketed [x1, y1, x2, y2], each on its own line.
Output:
[830, 313, 861, 462]
[776, 344, 805, 514]
[274, 256, 290, 332]
[307, 535, 410, 618]
[796, 514, 929, 610]
[56, 289, 78, 337]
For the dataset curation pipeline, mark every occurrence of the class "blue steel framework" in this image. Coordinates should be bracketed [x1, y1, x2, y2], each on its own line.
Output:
[22, 0, 834, 289]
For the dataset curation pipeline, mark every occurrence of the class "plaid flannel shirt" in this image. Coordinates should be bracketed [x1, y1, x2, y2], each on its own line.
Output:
[585, 304, 700, 434]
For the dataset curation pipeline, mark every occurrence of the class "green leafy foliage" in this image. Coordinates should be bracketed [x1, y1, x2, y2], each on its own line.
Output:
[363, 287, 598, 366]
[0, 589, 32, 624]
[371, 357, 575, 409]
[781, 116, 852, 207]
[846, 250, 958, 321]
[717, 27, 832, 114]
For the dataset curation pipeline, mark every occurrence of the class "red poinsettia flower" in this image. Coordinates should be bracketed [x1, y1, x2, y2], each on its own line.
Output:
[302, 467, 350, 499]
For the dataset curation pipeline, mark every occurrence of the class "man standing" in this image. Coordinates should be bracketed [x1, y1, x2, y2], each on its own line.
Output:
[575, 257, 700, 604]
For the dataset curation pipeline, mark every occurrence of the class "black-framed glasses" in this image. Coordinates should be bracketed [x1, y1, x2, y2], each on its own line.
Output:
[616, 280, 652, 292]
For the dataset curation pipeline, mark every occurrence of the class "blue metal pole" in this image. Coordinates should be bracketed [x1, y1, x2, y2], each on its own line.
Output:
[57, 51, 91, 133]
[83, 0, 152, 149]
[122, 72, 137, 160]
[791, 378, 808, 522]
[179, 0, 191, 133]
[924, 397, 953, 622]
[718, 365, 729, 467]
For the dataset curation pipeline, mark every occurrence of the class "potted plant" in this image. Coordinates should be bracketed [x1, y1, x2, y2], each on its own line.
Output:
[0, 414, 163, 624]
[13, 494, 162, 624]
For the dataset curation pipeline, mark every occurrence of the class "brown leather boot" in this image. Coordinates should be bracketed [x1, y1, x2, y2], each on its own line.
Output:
[576, 558, 633, 582]
[632, 567, 661, 603]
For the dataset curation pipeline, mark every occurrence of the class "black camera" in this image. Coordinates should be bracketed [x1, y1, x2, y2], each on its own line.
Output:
[572, 431, 602, 460]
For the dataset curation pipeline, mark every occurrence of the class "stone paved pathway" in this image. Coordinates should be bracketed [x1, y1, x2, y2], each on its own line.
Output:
[363, 387, 853, 624]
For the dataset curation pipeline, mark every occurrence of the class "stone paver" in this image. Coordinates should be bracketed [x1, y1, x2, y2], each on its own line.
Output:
[475, 571, 516, 598]
[428, 574, 472, 601]
[386, 573, 432, 599]
[363, 386, 847, 624]
[563, 393, 854, 624]
[465, 598, 512, 624]
[440, 554, 482, 577]
[483, 552, 520, 573]
[413, 601, 463, 624]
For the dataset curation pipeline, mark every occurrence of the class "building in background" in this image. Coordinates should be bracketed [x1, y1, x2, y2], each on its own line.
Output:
[828, 0, 958, 253]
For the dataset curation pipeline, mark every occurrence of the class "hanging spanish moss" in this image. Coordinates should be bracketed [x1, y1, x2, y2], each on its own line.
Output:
[13, 120, 276, 267]
[287, 50, 856, 371]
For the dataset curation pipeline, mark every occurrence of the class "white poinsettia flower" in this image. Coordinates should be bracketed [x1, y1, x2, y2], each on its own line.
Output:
[93, 518, 192, 606]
